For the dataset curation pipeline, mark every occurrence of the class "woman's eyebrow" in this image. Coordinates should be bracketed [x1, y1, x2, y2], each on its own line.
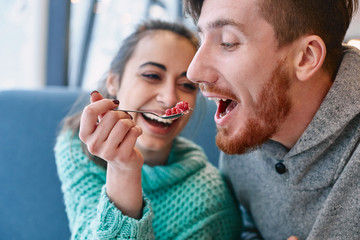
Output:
[140, 61, 166, 71]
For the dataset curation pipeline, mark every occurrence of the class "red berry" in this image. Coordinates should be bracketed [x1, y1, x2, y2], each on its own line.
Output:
[171, 107, 178, 114]
[183, 102, 189, 111]
[176, 102, 184, 110]
[164, 101, 190, 116]
[165, 109, 172, 116]
[176, 101, 189, 111]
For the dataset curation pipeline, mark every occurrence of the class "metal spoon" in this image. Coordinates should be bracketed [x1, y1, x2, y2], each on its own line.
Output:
[114, 109, 192, 120]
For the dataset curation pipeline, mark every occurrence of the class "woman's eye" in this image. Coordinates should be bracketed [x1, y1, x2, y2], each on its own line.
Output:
[180, 83, 198, 92]
[142, 73, 161, 80]
[220, 42, 239, 50]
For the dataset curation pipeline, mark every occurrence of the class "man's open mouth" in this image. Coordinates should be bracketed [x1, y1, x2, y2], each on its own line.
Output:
[142, 113, 174, 128]
[209, 98, 238, 118]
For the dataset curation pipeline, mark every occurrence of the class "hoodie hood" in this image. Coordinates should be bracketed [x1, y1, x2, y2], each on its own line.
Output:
[281, 45, 360, 190]
[289, 46, 360, 157]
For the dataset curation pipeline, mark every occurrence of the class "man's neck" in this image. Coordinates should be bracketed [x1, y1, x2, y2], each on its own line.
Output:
[271, 70, 333, 149]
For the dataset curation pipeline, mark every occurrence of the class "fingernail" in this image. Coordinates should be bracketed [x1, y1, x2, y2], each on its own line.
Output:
[113, 99, 119, 105]
[90, 90, 99, 96]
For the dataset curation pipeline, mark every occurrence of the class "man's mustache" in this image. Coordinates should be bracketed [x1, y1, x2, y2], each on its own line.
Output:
[199, 83, 239, 102]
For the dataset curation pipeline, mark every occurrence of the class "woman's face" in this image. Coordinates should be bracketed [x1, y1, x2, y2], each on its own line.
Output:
[107, 30, 198, 152]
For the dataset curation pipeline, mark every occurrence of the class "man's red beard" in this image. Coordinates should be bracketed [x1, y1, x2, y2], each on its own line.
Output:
[214, 60, 292, 154]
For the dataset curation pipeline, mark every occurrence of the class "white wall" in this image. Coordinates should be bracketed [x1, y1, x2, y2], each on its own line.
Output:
[0, 0, 48, 89]
[345, 8, 360, 40]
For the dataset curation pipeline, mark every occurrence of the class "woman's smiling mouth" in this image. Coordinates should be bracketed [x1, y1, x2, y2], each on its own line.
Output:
[142, 113, 175, 128]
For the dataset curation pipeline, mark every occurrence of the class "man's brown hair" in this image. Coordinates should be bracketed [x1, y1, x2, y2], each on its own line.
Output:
[183, 0, 359, 79]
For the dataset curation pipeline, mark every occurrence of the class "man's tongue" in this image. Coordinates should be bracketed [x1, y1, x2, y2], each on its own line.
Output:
[218, 99, 237, 118]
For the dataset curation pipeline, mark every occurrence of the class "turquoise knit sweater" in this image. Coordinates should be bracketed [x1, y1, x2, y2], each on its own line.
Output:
[55, 130, 242, 239]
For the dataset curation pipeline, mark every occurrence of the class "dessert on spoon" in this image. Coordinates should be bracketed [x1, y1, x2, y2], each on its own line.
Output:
[116, 101, 192, 120]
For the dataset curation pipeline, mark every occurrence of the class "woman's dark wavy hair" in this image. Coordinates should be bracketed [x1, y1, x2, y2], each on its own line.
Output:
[61, 19, 199, 167]
[183, 0, 359, 79]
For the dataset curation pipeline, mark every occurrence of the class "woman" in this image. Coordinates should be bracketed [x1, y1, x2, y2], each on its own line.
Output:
[55, 19, 242, 239]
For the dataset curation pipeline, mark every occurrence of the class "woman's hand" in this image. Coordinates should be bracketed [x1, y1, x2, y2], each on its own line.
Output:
[79, 91, 144, 219]
[79, 91, 143, 170]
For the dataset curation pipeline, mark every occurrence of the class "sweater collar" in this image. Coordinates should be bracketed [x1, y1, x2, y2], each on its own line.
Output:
[141, 137, 206, 192]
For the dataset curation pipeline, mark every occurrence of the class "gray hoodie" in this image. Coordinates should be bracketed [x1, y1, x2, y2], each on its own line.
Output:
[220, 46, 360, 240]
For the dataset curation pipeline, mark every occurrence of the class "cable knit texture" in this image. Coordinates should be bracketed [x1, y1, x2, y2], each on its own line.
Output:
[55, 130, 242, 239]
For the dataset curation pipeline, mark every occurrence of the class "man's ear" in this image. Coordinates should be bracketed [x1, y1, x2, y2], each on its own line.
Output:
[106, 72, 119, 96]
[293, 35, 326, 81]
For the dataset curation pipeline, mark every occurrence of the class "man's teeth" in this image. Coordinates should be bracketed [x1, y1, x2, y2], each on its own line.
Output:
[208, 97, 228, 102]
[143, 113, 173, 124]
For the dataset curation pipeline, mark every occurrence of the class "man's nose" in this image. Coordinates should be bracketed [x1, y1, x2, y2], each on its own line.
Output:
[187, 43, 218, 84]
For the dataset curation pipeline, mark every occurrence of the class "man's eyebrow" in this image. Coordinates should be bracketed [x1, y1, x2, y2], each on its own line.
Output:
[140, 61, 166, 71]
[197, 18, 246, 33]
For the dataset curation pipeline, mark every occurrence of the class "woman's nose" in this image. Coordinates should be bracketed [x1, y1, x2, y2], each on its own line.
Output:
[156, 82, 178, 108]
[187, 43, 218, 84]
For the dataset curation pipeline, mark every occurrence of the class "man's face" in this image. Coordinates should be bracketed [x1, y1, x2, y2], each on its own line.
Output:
[187, 0, 293, 154]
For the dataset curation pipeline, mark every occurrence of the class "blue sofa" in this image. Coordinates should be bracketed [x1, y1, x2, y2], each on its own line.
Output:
[0, 87, 219, 239]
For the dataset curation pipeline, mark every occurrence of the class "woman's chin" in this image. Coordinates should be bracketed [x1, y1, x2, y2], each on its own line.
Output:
[136, 135, 173, 153]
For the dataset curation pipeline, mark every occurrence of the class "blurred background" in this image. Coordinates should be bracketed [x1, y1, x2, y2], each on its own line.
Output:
[0, 0, 359, 90]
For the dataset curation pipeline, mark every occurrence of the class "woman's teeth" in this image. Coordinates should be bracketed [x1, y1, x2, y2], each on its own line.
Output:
[143, 113, 174, 124]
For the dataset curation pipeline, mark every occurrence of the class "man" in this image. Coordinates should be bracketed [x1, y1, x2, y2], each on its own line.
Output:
[183, 0, 360, 239]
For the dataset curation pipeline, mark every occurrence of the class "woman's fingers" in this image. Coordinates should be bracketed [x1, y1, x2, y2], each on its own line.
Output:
[97, 118, 137, 158]
[90, 91, 118, 121]
[101, 122, 143, 167]
[79, 98, 119, 142]
[91, 110, 131, 143]
[79, 91, 143, 169]
[90, 90, 103, 103]
[119, 126, 143, 168]
[110, 125, 143, 170]
[90, 91, 105, 121]
[115, 125, 143, 159]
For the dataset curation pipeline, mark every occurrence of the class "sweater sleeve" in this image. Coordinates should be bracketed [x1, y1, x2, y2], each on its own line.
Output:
[54, 130, 155, 239]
